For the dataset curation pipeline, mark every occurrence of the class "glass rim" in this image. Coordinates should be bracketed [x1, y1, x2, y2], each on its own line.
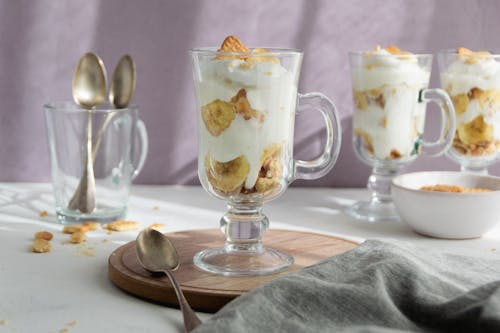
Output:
[348, 51, 433, 57]
[437, 49, 500, 57]
[43, 101, 139, 113]
[190, 47, 303, 56]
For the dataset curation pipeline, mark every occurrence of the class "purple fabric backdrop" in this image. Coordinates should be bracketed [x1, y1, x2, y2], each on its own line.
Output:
[1, 0, 499, 186]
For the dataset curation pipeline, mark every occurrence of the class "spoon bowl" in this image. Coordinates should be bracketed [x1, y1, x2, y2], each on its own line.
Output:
[109, 54, 136, 109]
[72, 53, 107, 108]
[136, 228, 202, 332]
[136, 227, 180, 272]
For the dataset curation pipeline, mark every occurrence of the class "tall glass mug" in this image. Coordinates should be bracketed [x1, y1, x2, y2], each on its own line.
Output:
[346, 49, 456, 222]
[44, 102, 148, 224]
[438, 49, 500, 174]
[191, 47, 341, 276]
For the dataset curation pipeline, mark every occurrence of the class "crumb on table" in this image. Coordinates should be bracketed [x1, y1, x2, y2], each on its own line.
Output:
[149, 223, 166, 230]
[35, 231, 53, 241]
[70, 231, 87, 244]
[39, 210, 49, 217]
[32, 238, 51, 253]
[103, 220, 139, 232]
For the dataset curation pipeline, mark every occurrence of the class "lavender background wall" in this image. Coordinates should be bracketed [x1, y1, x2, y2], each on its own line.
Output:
[1, 0, 499, 186]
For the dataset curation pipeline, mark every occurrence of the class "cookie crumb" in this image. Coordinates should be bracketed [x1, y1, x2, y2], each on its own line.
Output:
[149, 223, 165, 230]
[70, 232, 86, 244]
[35, 231, 53, 241]
[420, 184, 492, 193]
[63, 225, 87, 234]
[102, 239, 109, 243]
[0, 319, 7, 325]
[59, 328, 69, 333]
[153, 206, 160, 211]
[68, 321, 77, 326]
[83, 221, 100, 231]
[103, 220, 139, 232]
[39, 210, 48, 217]
[32, 238, 51, 253]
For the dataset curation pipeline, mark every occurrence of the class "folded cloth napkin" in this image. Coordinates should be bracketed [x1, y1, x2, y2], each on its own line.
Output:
[192, 240, 500, 333]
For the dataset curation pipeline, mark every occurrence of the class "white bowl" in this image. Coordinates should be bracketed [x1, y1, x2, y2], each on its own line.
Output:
[392, 171, 500, 239]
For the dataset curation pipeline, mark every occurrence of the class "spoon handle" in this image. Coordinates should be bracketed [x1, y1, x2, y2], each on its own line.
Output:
[92, 112, 117, 161]
[68, 110, 96, 213]
[163, 269, 202, 332]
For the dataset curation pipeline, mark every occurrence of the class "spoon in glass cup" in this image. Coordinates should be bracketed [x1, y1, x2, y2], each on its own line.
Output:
[67, 52, 107, 213]
[68, 54, 136, 213]
[136, 228, 202, 332]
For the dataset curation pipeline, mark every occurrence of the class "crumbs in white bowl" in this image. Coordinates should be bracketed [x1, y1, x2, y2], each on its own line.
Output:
[420, 184, 492, 193]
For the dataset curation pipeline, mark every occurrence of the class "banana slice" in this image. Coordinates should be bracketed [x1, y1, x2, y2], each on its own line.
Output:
[205, 155, 250, 193]
[451, 93, 469, 115]
[458, 115, 493, 144]
[201, 100, 235, 136]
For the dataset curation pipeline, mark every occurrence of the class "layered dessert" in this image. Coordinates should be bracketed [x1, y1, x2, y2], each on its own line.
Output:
[441, 47, 500, 157]
[194, 36, 296, 196]
[351, 45, 430, 160]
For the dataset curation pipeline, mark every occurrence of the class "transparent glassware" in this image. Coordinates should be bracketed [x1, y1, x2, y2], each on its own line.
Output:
[44, 102, 148, 224]
[191, 48, 342, 276]
[346, 52, 456, 222]
[438, 50, 500, 175]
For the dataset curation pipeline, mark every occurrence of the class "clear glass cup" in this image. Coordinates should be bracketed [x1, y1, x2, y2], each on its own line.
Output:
[346, 52, 456, 222]
[191, 47, 342, 276]
[438, 50, 500, 174]
[44, 102, 148, 224]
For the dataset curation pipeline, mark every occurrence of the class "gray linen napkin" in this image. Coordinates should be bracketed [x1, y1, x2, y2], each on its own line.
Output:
[192, 240, 500, 333]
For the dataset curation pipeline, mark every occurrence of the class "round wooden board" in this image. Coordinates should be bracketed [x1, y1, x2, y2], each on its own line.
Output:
[108, 229, 359, 313]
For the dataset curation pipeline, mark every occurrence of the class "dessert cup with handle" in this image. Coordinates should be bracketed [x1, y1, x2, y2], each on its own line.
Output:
[346, 51, 456, 222]
[191, 47, 341, 276]
[438, 49, 500, 175]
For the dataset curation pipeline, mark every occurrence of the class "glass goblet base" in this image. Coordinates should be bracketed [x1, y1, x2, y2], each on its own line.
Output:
[194, 243, 293, 276]
[193, 201, 293, 276]
[345, 200, 400, 222]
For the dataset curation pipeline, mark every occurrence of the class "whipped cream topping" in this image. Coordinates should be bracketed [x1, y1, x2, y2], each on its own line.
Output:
[351, 50, 429, 91]
[196, 58, 296, 189]
[441, 56, 500, 95]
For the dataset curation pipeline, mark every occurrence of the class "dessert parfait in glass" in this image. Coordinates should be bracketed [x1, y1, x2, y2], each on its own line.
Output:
[346, 45, 456, 222]
[191, 36, 341, 275]
[438, 47, 500, 174]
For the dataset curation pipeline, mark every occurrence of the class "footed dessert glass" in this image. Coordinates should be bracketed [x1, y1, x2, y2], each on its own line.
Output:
[438, 49, 500, 174]
[346, 50, 456, 222]
[191, 48, 341, 276]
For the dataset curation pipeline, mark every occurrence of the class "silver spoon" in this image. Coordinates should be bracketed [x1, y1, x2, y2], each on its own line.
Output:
[67, 52, 107, 213]
[69, 55, 135, 210]
[92, 54, 136, 160]
[136, 228, 202, 332]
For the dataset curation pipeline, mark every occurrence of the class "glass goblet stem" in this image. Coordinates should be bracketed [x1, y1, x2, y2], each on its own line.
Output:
[460, 165, 489, 175]
[220, 202, 269, 253]
[368, 167, 400, 204]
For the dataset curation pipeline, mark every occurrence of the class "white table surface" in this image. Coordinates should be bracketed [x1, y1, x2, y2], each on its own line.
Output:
[1, 183, 500, 332]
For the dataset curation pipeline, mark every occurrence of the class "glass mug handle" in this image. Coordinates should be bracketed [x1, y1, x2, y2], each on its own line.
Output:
[292, 92, 342, 181]
[132, 119, 149, 179]
[418, 88, 457, 156]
